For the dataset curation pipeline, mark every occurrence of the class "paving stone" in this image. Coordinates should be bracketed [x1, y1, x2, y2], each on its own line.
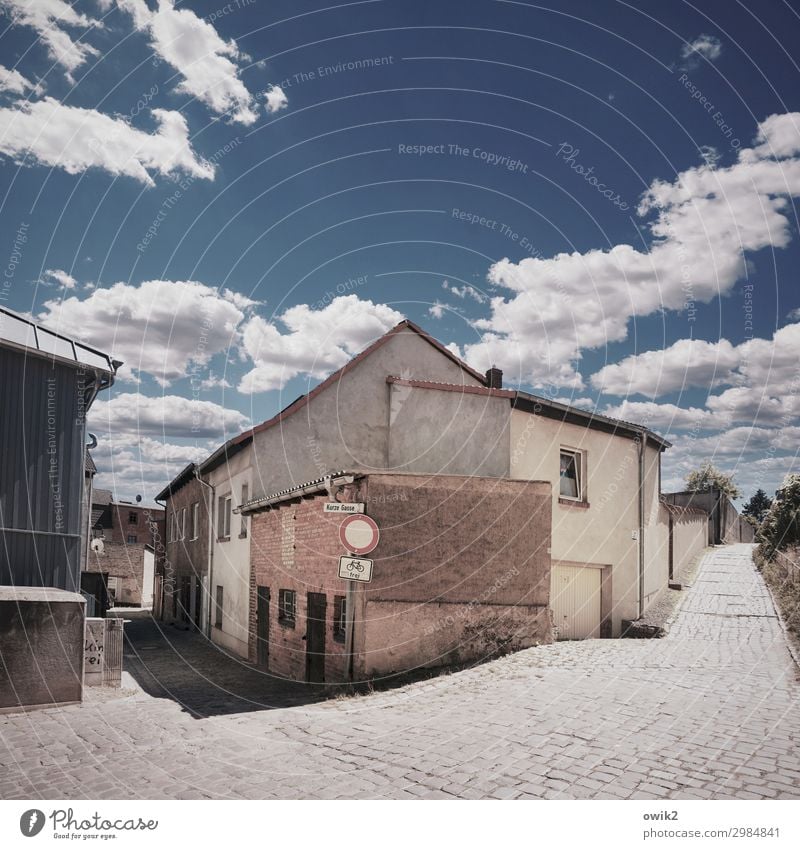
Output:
[1, 544, 797, 800]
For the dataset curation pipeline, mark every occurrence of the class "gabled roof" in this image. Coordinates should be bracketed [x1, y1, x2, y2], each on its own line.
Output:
[154, 463, 198, 503]
[197, 320, 487, 475]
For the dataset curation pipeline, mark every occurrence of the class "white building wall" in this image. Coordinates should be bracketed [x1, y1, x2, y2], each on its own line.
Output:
[207, 444, 253, 659]
[510, 409, 665, 635]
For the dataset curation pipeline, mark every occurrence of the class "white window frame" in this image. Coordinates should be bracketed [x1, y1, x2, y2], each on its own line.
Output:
[217, 494, 232, 540]
[190, 501, 199, 541]
[179, 507, 187, 540]
[559, 448, 584, 502]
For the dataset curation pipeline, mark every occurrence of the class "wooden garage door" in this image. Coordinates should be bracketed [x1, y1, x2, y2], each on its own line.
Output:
[551, 564, 602, 640]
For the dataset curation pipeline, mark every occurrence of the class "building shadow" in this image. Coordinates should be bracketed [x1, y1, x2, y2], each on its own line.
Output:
[120, 612, 331, 718]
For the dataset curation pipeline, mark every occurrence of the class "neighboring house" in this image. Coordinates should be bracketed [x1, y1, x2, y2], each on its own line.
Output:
[664, 488, 755, 545]
[0, 305, 118, 590]
[156, 320, 706, 680]
[199, 439, 254, 657]
[0, 306, 118, 711]
[154, 464, 209, 631]
[82, 493, 164, 615]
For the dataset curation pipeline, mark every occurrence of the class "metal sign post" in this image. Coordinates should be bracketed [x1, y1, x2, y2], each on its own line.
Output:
[345, 579, 356, 681]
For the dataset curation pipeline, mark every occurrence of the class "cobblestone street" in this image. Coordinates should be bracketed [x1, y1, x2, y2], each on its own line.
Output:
[1, 544, 798, 800]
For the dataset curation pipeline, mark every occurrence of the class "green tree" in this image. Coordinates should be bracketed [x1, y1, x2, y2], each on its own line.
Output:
[742, 488, 773, 524]
[684, 461, 741, 499]
[758, 474, 800, 557]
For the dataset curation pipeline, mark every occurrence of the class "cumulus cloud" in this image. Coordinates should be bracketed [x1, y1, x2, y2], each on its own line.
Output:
[602, 399, 714, 430]
[0, 98, 213, 184]
[263, 84, 288, 114]
[239, 295, 404, 393]
[1, 0, 101, 82]
[89, 392, 249, 438]
[680, 34, 722, 65]
[591, 338, 740, 396]
[38, 279, 252, 384]
[109, 0, 279, 125]
[90, 432, 213, 499]
[461, 112, 800, 389]
[0, 64, 43, 95]
[40, 268, 77, 289]
[428, 302, 446, 319]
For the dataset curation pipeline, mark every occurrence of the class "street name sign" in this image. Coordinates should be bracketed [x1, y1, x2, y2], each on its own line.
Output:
[323, 502, 365, 514]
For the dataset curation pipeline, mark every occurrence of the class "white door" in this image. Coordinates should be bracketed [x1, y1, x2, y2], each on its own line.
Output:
[551, 564, 602, 640]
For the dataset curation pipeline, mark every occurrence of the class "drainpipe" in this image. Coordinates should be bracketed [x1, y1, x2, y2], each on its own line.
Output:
[195, 469, 215, 637]
[638, 431, 648, 618]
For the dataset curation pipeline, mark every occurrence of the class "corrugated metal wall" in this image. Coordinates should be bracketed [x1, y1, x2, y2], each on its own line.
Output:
[0, 347, 87, 590]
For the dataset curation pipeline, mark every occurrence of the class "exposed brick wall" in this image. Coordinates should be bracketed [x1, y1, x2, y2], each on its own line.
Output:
[249, 496, 349, 681]
[249, 473, 552, 683]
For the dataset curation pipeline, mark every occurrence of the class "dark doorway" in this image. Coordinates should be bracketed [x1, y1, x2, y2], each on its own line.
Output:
[305, 592, 327, 683]
[180, 576, 191, 623]
[256, 585, 270, 669]
[193, 577, 203, 629]
[80, 572, 109, 617]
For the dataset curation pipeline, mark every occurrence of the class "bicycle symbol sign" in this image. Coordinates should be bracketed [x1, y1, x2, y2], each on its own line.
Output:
[338, 555, 374, 583]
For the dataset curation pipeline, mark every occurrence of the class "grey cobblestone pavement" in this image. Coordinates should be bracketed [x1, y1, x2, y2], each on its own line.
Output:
[1, 544, 798, 799]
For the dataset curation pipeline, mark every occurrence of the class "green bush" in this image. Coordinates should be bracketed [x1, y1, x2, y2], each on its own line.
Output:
[757, 474, 800, 558]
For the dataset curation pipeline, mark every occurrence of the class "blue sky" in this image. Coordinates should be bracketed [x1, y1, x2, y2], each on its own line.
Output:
[1, 0, 799, 503]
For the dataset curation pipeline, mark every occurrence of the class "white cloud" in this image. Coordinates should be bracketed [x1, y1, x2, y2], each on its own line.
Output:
[602, 399, 714, 430]
[0, 64, 43, 95]
[89, 392, 249, 438]
[38, 279, 250, 385]
[443, 280, 487, 303]
[680, 34, 722, 65]
[239, 295, 404, 393]
[90, 432, 213, 500]
[0, 97, 214, 184]
[1, 0, 101, 82]
[110, 0, 278, 125]
[428, 302, 446, 319]
[263, 84, 288, 114]
[591, 338, 740, 396]
[40, 268, 77, 289]
[461, 113, 800, 389]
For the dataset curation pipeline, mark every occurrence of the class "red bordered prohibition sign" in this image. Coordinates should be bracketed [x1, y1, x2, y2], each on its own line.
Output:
[339, 514, 380, 555]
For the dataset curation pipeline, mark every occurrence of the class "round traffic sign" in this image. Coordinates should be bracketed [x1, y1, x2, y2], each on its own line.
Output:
[339, 514, 380, 555]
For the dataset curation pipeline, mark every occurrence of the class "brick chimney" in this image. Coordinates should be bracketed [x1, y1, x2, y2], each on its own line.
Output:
[485, 366, 503, 389]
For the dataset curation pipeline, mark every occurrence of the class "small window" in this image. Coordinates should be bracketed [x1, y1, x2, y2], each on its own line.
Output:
[333, 595, 347, 643]
[217, 495, 232, 539]
[215, 585, 223, 628]
[126, 534, 138, 544]
[240, 484, 249, 538]
[128, 511, 138, 524]
[179, 507, 187, 540]
[278, 589, 296, 627]
[559, 449, 583, 501]
[190, 501, 199, 541]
